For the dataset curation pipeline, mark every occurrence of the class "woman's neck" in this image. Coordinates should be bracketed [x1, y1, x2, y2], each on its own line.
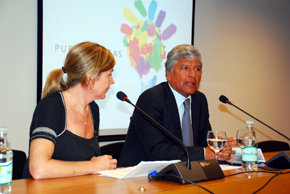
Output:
[66, 85, 90, 113]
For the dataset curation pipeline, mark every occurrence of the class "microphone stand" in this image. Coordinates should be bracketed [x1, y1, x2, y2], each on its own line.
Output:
[125, 99, 191, 169]
[118, 92, 224, 184]
[227, 101, 289, 141]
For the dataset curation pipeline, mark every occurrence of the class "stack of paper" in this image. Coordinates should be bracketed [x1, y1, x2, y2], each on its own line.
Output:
[98, 160, 180, 179]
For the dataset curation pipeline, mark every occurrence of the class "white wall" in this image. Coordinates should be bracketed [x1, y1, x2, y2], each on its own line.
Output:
[0, 0, 37, 153]
[0, 0, 289, 154]
[195, 0, 290, 140]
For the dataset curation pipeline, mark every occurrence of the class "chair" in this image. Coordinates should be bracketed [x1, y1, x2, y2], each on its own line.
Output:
[100, 142, 124, 160]
[12, 150, 27, 180]
[256, 140, 290, 152]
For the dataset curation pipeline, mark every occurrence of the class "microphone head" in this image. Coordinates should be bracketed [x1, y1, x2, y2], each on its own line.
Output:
[219, 95, 230, 104]
[116, 91, 127, 101]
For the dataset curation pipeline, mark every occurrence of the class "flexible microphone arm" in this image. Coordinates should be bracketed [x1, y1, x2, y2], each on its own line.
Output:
[117, 91, 191, 169]
[219, 95, 289, 141]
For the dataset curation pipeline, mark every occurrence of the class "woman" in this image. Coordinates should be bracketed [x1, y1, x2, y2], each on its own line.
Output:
[23, 42, 117, 179]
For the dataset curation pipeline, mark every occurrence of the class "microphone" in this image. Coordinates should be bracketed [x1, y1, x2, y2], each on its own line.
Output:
[219, 95, 289, 141]
[117, 91, 224, 184]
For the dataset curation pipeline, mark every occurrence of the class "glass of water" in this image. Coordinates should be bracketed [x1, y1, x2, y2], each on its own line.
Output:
[207, 131, 227, 161]
[236, 129, 246, 148]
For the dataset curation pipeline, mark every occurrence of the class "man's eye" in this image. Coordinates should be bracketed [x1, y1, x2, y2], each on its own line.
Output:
[181, 66, 188, 70]
[195, 67, 201, 71]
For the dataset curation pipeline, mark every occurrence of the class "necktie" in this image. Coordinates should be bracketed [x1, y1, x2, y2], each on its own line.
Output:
[182, 98, 193, 146]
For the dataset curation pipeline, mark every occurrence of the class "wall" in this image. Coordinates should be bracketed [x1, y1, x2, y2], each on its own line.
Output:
[0, 0, 37, 153]
[0, 0, 289, 154]
[195, 0, 290, 140]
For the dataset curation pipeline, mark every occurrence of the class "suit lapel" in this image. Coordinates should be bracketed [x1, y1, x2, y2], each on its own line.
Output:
[163, 83, 183, 140]
[191, 92, 200, 146]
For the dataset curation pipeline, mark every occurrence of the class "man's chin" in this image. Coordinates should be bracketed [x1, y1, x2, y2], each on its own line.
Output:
[187, 88, 198, 95]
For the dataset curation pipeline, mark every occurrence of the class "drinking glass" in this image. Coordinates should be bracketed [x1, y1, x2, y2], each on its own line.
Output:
[236, 129, 246, 148]
[207, 131, 227, 160]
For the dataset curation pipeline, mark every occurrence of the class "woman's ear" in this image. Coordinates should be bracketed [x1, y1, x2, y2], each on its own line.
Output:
[85, 75, 94, 89]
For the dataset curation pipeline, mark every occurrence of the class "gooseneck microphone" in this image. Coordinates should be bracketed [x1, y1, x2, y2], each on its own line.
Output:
[219, 95, 289, 141]
[117, 91, 225, 184]
[116, 91, 191, 169]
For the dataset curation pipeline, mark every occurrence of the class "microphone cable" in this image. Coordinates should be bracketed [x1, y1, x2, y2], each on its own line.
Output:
[224, 169, 290, 193]
[151, 170, 289, 194]
[149, 173, 214, 194]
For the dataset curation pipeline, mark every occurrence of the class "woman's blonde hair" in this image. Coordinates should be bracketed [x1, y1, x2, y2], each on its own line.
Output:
[41, 42, 115, 99]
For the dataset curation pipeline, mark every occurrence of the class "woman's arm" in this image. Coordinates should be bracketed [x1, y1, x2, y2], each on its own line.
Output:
[29, 138, 117, 180]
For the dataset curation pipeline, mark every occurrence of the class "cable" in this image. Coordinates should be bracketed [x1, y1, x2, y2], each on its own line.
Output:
[252, 173, 279, 194]
[253, 171, 290, 193]
[150, 174, 214, 194]
[225, 170, 279, 178]
[150, 170, 290, 193]
[225, 170, 290, 193]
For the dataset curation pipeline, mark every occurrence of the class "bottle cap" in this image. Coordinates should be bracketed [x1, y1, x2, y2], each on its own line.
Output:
[0, 126, 7, 132]
[246, 120, 253, 126]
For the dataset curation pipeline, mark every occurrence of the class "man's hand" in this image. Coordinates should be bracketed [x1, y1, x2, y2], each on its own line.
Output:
[205, 137, 237, 161]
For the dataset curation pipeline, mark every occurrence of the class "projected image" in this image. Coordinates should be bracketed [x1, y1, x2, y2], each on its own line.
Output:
[121, 0, 176, 92]
[41, 0, 193, 132]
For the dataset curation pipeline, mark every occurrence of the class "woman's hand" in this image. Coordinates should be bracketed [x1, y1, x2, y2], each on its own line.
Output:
[90, 155, 117, 173]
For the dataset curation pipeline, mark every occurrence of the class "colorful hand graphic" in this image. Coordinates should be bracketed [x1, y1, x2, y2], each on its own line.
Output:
[121, 0, 176, 91]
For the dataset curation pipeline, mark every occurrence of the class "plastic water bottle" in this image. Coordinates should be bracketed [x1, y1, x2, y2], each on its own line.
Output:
[242, 120, 258, 171]
[0, 126, 13, 194]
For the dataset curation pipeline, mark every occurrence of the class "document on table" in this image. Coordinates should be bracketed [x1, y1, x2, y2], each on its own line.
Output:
[98, 160, 180, 179]
[228, 147, 265, 163]
[220, 165, 241, 171]
[219, 147, 266, 170]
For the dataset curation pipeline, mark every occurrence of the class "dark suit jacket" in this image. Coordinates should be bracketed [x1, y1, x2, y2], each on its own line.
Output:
[118, 82, 212, 167]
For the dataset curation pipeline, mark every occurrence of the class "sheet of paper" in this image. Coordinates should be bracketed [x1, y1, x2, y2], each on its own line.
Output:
[98, 160, 180, 179]
[220, 165, 241, 171]
[229, 147, 265, 164]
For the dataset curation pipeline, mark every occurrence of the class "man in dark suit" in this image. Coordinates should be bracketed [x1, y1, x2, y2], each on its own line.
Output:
[119, 44, 233, 167]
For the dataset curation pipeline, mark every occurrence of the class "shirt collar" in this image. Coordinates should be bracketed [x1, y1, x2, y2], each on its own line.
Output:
[168, 83, 191, 108]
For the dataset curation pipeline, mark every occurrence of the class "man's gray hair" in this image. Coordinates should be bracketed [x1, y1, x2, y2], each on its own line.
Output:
[165, 44, 201, 74]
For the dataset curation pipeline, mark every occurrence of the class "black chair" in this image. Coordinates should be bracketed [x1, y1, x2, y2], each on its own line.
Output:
[100, 142, 124, 160]
[12, 150, 27, 180]
[256, 140, 290, 152]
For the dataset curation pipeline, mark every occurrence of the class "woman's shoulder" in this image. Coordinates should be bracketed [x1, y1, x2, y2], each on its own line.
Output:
[30, 92, 66, 142]
[38, 92, 63, 107]
[33, 92, 65, 123]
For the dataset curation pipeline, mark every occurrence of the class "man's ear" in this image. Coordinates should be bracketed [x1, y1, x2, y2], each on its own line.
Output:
[166, 70, 172, 81]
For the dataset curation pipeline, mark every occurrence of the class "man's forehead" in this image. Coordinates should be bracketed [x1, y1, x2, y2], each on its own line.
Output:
[175, 58, 201, 65]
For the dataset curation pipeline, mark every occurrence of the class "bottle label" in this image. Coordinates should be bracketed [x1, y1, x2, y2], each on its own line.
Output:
[0, 161, 12, 185]
[242, 146, 257, 162]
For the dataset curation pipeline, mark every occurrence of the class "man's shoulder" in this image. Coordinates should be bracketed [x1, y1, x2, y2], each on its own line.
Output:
[192, 91, 208, 104]
[142, 82, 169, 96]
[193, 91, 206, 98]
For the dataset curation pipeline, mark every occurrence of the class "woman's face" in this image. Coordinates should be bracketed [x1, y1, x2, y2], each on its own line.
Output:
[91, 68, 115, 99]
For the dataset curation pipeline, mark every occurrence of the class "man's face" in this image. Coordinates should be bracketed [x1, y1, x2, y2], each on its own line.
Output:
[166, 57, 202, 97]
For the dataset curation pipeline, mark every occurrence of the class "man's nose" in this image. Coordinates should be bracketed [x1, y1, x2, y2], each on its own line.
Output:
[188, 67, 196, 77]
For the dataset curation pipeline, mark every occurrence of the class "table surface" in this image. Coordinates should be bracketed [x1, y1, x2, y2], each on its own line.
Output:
[11, 151, 290, 194]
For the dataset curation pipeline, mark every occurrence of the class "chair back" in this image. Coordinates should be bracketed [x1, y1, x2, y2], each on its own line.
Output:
[100, 142, 124, 160]
[256, 140, 290, 152]
[12, 150, 27, 180]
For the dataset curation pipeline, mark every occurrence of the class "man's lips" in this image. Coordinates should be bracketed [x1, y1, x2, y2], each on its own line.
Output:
[184, 81, 196, 87]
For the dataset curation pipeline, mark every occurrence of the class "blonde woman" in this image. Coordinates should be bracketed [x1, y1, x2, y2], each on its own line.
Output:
[23, 42, 117, 179]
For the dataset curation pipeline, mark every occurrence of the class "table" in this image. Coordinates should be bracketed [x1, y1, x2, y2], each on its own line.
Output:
[11, 152, 290, 194]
